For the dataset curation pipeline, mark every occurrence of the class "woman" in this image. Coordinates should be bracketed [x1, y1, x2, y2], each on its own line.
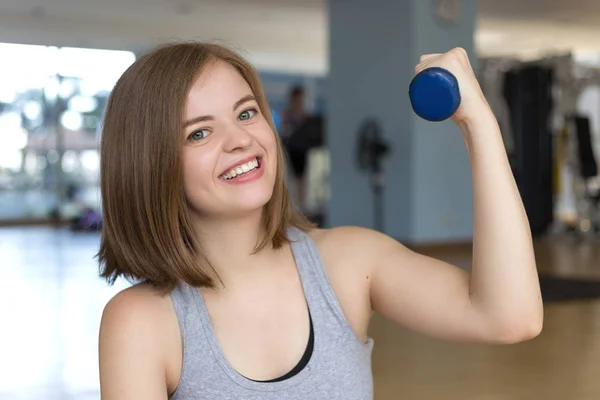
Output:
[98, 42, 543, 399]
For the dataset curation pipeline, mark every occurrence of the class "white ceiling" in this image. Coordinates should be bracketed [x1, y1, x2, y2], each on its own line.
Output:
[1, 0, 600, 74]
[0, 0, 328, 73]
[477, 0, 600, 61]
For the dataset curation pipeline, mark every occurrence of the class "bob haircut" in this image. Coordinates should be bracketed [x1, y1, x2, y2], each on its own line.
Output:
[98, 41, 314, 292]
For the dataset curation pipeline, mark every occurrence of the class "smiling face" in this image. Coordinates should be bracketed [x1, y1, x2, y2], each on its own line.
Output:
[181, 59, 278, 220]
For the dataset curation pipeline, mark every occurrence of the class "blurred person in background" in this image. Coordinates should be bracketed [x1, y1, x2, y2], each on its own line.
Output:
[281, 85, 309, 211]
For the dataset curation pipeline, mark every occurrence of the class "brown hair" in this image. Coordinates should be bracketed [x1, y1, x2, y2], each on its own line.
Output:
[97, 41, 314, 292]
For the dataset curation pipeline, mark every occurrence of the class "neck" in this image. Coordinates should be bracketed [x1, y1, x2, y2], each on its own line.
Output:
[191, 208, 277, 287]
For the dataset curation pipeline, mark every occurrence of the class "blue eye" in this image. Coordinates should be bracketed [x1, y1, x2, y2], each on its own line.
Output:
[239, 108, 257, 121]
[188, 129, 209, 141]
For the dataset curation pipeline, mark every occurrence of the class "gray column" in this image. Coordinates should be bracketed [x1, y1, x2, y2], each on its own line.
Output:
[326, 0, 476, 243]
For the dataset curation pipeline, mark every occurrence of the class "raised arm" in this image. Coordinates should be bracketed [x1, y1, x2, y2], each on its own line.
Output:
[363, 48, 543, 344]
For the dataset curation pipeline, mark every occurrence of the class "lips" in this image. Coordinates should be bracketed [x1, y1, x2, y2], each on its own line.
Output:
[218, 155, 262, 180]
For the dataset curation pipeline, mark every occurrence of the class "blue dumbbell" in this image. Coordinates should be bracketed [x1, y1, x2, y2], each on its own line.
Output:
[409, 67, 461, 122]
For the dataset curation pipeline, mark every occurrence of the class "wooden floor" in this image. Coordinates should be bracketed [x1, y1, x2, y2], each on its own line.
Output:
[0, 227, 599, 399]
[373, 235, 600, 400]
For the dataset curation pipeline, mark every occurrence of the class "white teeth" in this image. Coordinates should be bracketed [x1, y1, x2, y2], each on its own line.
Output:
[219, 158, 259, 180]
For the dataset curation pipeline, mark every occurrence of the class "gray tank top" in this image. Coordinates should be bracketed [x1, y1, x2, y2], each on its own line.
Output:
[169, 227, 374, 399]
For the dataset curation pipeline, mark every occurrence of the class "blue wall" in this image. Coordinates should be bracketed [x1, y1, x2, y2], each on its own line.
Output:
[409, 0, 475, 242]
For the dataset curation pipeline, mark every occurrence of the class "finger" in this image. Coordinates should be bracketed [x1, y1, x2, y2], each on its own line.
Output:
[415, 57, 441, 74]
[419, 54, 442, 63]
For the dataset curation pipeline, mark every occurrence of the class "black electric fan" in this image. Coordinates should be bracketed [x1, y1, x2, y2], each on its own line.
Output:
[356, 118, 390, 233]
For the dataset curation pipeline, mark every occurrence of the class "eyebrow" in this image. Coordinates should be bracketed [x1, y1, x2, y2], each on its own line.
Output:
[183, 94, 257, 128]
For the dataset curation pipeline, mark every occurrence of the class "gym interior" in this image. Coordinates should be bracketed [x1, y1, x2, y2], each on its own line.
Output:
[1, 0, 599, 399]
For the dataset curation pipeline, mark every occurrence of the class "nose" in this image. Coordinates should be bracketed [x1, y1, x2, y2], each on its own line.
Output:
[222, 124, 253, 153]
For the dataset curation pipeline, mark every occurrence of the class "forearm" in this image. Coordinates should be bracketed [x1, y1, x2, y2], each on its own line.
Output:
[460, 109, 543, 338]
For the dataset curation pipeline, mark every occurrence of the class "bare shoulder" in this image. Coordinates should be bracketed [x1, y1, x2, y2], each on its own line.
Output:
[309, 225, 404, 261]
[306, 226, 398, 341]
[100, 283, 174, 337]
[308, 225, 368, 247]
[99, 283, 182, 399]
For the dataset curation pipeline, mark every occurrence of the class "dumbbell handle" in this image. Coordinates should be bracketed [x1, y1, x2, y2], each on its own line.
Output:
[409, 67, 461, 122]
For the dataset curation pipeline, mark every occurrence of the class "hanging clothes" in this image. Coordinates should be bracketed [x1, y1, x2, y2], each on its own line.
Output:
[502, 64, 556, 236]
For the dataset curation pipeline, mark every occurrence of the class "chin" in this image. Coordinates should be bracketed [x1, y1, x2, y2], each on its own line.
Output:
[227, 187, 274, 214]
[191, 182, 275, 220]
[190, 197, 271, 221]
[208, 197, 271, 220]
